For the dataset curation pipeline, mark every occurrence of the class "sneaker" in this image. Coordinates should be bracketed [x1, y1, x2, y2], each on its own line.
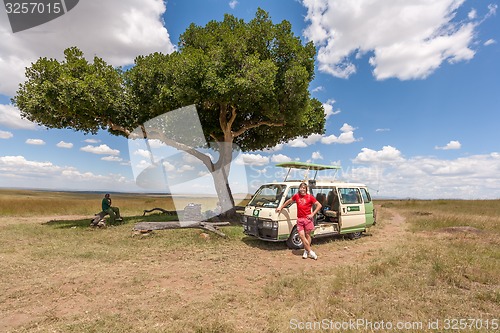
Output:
[116, 217, 123, 222]
[302, 250, 308, 259]
[309, 250, 318, 260]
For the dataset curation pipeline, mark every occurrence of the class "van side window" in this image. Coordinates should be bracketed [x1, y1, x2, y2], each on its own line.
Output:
[285, 187, 298, 201]
[339, 188, 362, 204]
[360, 188, 371, 203]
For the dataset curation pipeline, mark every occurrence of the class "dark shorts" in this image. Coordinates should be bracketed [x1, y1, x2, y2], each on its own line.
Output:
[297, 217, 314, 232]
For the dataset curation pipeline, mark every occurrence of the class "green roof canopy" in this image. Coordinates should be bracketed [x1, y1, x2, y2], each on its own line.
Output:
[276, 162, 341, 171]
[276, 162, 341, 181]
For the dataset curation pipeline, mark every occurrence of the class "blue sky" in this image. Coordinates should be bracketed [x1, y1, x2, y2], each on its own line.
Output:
[0, 0, 499, 199]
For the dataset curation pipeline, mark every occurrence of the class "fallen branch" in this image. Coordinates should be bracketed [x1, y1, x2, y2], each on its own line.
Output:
[142, 208, 178, 216]
[133, 221, 230, 237]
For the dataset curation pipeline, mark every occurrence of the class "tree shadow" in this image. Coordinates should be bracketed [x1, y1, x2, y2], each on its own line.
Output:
[42, 213, 179, 229]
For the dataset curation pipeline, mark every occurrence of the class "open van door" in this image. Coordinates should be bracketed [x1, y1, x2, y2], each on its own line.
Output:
[338, 187, 366, 234]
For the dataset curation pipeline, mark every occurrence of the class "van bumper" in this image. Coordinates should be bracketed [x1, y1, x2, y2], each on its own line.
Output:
[242, 216, 279, 241]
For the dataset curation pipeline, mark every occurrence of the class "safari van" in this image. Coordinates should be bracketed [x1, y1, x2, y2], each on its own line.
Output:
[242, 162, 376, 249]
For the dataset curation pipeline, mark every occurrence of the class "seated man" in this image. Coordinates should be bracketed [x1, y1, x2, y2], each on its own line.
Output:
[102, 193, 123, 223]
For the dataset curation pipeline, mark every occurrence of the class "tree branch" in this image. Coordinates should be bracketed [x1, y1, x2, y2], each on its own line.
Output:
[232, 120, 284, 138]
[144, 130, 214, 171]
[107, 121, 131, 136]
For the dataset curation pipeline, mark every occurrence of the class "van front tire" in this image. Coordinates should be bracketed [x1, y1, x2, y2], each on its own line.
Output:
[286, 227, 303, 249]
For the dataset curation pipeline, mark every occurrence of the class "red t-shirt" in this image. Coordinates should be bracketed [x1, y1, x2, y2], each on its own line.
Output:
[292, 193, 317, 218]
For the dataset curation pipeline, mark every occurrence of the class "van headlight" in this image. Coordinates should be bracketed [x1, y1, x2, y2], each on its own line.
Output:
[263, 221, 273, 229]
[262, 221, 278, 229]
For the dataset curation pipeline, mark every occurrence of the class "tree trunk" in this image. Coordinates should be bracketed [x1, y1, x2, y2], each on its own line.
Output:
[211, 141, 236, 217]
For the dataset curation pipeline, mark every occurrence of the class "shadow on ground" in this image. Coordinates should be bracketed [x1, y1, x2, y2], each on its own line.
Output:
[42, 213, 179, 229]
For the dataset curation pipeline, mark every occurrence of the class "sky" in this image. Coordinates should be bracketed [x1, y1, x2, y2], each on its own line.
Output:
[0, 0, 499, 199]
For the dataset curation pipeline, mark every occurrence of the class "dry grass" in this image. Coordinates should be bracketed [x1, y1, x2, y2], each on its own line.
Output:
[0, 191, 499, 332]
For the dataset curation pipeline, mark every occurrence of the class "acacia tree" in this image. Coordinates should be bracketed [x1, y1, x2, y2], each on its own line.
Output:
[13, 9, 325, 213]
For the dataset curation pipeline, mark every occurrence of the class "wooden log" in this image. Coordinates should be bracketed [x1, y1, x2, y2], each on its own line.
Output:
[133, 221, 230, 237]
[142, 208, 178, 216]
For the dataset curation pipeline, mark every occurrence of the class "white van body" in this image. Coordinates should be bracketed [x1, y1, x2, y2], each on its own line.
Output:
[242, 162, 376, 249]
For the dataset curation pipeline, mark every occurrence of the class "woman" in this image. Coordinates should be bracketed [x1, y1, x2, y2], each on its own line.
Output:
[276, 182, 322, 259]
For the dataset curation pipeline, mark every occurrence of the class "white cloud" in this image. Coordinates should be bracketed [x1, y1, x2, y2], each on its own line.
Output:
[312, 86, 324, 93]
[0, 130, 13, 139]
[235, 153, 270, 166]
[0, 104, 37, 130]
[0, 0, 174, 96]
[25, 139, 45, 145]
[321, 123, 360, 144]
[101, 156, 123, 162]
[56, 141, 73, 149]
[134, 149, 152, 158]
[435, 140, 461, 150]
[80, 144, 120, 156]
[468, 9, 477, 20]
[348, 152, 500, 199]
[484, 39, 496, 46]
[376, 128, 390, 132]
[271, 154, 292, 163]
[84, 139, 101, 144]
[178, 164, 195, 173]
[302, 0, 485, 80]
[323, 99, 341, 119]
[288, 133, 323, 148]
[162, 160, 176, 172]
[353, 145, 404, 164]
[0, 155, 132, 190]
[229, 1, 238, 9]
[312, 151, 323, 160]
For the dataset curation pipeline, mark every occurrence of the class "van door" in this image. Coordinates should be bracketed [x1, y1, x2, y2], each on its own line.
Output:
[277, 186, 299, 237]
[338, 187, 366, 233]
[360, 188, 375, 227]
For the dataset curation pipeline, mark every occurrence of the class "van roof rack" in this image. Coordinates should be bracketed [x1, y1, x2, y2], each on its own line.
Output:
[276, 162, 341, 181]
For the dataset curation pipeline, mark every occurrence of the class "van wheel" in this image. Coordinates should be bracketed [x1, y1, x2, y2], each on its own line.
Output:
[286, 227, 303, 249]
[347, 231, 362, 240]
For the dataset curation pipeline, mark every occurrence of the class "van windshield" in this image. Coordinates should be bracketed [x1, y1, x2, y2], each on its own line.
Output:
[248, 184, 285, 208]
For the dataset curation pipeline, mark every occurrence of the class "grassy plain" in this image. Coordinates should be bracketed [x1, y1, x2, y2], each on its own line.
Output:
[0, 190, 499, 332]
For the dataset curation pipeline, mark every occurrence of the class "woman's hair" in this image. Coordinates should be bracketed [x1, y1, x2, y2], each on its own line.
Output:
[299, 182, 308, 190]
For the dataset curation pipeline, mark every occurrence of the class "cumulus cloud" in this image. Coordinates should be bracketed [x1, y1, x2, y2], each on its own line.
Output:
[312, 151, 323, 160]
[56, 141, 73, 149]
[323, 99, 341, 119]
[288, 133, 323, 148]
[235, 153, 270, 166]
[0, 104, 37, 130]
[0, 130, 13, 139]
[353, 145, 404, 164]
[301, 0, 491, 80]
[321, 123, 360, 144]
[80, 144, 120, 156]
[0, 155, 131, 190]
[348, 151, 500, 199]
[26, 138, 45, 145]
[435, 140, 462, 150]
[271, 154, 292, 163]
[0, 0, 174, 96]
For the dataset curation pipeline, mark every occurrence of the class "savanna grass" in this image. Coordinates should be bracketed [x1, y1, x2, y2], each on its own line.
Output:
[1, 193, 499, 332]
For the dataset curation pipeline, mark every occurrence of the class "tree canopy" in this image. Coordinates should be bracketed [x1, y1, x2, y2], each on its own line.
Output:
[13, 8, 326, 210]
